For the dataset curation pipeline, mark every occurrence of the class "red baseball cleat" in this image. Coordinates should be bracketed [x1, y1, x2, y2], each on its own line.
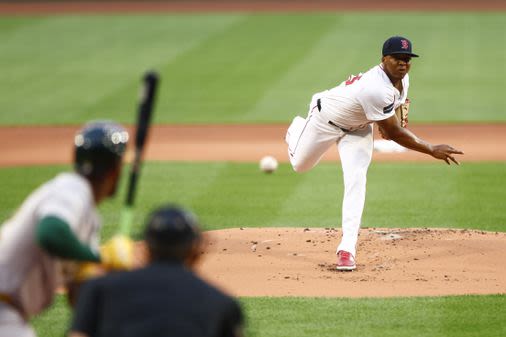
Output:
[336, 250, 356, 271]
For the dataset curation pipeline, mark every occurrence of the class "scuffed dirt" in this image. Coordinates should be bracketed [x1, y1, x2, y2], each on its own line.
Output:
[190, 227, 506, 297]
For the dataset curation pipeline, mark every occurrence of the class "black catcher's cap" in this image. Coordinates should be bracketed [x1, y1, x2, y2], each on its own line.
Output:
[144, 205, 201, 247]
[74, 121, 129, 177]
[382, 36, 419, 57]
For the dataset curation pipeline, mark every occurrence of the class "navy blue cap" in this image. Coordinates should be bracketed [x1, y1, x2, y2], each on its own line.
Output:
[382, 36, 419, 57]
[74, 121, 129, 177]
[144, 205, 201, 246]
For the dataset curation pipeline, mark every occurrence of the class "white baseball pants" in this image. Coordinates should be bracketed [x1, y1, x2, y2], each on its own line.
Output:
[286, 95, 373, 258]
[0, 302, 36, 337]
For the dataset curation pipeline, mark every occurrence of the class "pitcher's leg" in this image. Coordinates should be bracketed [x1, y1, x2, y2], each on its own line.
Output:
[286, 99, 343, 173]
[286, 118, 333, 172]
[336, 125, 373, 258]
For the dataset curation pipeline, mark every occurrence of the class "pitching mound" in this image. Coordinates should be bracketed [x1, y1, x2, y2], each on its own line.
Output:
[193, 227, 506, 297]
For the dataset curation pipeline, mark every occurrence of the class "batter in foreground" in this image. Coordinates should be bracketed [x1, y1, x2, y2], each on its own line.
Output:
[0, 121, 132, 336]
[286, 36, 463, 271]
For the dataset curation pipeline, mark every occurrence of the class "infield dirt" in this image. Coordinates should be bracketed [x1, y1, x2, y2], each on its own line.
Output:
[1, 124, 505, 167]
[132, 225, 506, 298]
[195, 227, 506, 297]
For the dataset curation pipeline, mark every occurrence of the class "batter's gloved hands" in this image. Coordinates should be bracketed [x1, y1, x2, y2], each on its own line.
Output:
[100, 234, 135, 271]
[74, 262, 106, 282]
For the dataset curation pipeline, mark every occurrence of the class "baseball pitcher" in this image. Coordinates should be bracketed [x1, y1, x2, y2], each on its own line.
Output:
[286, 36, 463, 271]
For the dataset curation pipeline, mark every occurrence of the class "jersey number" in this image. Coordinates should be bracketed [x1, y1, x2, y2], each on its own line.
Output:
[345, 74, 362, 86]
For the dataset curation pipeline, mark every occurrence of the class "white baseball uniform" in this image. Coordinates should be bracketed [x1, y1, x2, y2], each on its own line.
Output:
[0, 172, 101, 337]
[286, 64, 409, 257]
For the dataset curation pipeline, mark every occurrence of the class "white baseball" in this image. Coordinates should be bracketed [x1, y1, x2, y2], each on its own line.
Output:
[259, 155, 278, 173]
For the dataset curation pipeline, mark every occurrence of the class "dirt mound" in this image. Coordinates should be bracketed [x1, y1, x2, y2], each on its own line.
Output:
[192, 227, 506, 297]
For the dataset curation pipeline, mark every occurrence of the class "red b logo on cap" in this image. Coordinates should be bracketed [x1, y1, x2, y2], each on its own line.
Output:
[401, 39, 409, 50]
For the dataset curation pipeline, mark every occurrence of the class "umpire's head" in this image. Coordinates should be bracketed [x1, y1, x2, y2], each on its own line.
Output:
[144, 205, 202, 265]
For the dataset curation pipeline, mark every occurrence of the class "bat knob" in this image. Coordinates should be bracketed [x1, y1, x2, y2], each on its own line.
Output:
[144, 71, 159, 84]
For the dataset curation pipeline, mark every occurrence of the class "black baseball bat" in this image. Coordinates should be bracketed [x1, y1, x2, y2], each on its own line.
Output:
[119, 71, 159, 235]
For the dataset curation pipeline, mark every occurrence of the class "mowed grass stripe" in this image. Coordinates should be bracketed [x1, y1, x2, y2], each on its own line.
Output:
[0, 16, 46, 36]
[243, 295, 506, 337]
[155, 14, 337, 124]
[273, 163, 342, 228]
[265, 162, 506, 231]
[1, 162, 505, 236]
[364, 162, 506, 231]
[189, 163, 302, 229]
[0, 15, 244, 125]
[411, 13, 506, 122]
[32, 294, 506, 337]
[100, 161, 230, 239]
[242, 13, 415, 122]
[1, 13, 505, 125]
[240, 15, 363, 122]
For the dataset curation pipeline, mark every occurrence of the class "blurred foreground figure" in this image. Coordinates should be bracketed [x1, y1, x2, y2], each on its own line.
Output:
[69, 205, 244, 337]
[0, 121, 131, 337]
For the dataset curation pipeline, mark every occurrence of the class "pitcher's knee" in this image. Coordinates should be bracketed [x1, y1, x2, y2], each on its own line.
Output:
[290, 157, 312, 173]
[292, 163, 308, 173]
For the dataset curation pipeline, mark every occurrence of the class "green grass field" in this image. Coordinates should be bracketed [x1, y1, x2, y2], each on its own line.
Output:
[31, 294, 506, 337]
[0, 162, 504, 336]
[1, 10, 505, 337]
[1, 162, 505, 238]
[1, 13, 505, 125]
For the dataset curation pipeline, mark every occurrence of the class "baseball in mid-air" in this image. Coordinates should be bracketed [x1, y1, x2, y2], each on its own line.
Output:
[259, 155, 278, 173]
